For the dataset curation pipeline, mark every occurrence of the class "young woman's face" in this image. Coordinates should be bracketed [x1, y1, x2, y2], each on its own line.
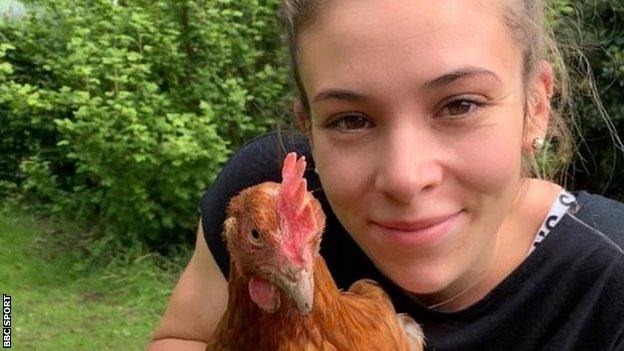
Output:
[298, 0, 533, 295]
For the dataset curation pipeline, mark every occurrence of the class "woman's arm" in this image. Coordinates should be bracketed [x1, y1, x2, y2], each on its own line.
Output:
[148, 219, 228, 350]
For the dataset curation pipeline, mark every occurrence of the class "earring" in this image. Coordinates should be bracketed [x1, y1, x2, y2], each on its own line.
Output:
[532, 137, 544, 152]
[314, 166, 319, 174]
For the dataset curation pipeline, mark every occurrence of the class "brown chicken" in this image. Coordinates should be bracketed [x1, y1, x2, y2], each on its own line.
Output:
[207, 152, 425, 351]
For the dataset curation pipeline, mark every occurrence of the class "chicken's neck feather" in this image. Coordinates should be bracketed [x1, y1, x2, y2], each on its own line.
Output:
[211, 256, 345, 350]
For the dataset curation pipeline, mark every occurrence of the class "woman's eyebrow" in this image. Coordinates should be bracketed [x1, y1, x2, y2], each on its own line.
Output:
[312, 89, 366, 103]
[423, 67, 502, 90]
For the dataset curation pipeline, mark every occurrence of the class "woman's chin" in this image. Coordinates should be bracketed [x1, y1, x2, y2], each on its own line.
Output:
[379, 263, 457, 295]
[362, 237, 470, 295]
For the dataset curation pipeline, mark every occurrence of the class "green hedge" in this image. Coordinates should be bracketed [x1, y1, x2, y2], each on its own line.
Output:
[0, 1, 622, 254]
[0, 0, 289, 253]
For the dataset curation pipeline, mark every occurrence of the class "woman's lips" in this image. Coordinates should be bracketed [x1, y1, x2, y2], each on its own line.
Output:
[373, 211, 463, 247]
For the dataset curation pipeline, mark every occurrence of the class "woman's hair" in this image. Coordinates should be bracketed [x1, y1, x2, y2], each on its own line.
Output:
[279, 0, 583, 183]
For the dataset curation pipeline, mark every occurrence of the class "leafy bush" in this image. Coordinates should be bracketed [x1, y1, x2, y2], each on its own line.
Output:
[0, 0, 288, 252]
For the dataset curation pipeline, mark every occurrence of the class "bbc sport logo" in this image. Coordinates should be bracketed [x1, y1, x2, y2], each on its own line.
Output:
[2, 294, 10, 349]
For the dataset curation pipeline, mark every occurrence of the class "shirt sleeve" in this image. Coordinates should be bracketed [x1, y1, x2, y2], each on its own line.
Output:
[198, 131, 311, 277]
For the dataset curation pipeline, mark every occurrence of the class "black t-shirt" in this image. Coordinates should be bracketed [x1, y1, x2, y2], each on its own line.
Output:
[199, 131, 624, 351]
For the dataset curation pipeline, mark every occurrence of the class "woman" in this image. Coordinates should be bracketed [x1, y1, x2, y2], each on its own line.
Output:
[149, 1, 624, 350]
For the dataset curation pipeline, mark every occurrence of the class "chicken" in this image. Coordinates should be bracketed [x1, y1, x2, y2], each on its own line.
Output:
[207, 152, 425, 351]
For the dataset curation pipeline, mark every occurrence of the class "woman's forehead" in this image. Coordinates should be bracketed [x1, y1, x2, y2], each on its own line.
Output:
[297, 0, 522, 95]
[301, 0, 508, 41]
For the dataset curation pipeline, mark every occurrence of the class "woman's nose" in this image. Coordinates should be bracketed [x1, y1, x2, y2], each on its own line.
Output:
[373, 126, 443, 204]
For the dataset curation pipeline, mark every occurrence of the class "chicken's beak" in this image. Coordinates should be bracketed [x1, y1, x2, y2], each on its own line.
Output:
[276, 267, 314, 315]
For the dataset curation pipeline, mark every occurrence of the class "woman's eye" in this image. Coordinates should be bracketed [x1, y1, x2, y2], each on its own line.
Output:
[328, 114, 373, 130]
[439, 100, 480, 117]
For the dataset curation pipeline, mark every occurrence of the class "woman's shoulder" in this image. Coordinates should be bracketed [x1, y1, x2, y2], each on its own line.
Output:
[199, 130, 312, 211]
[543, 191, 624, 296]
[573, 190, 624, 217]
[209, 130, 311, 187]
[564, 191, 624, 251]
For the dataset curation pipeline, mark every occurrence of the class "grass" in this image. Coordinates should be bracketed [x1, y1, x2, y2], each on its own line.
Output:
[0, 206, 188, 350]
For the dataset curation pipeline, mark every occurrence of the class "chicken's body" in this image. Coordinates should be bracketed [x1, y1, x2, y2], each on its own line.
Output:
[207, 153, 424, 351]
[210, 256, 423, 351]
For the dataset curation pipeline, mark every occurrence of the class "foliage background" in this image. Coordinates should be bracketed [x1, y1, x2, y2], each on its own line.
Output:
[0, 0, 291, 255]
[559, 0, 624, 200]
[0, 0, 623, 256]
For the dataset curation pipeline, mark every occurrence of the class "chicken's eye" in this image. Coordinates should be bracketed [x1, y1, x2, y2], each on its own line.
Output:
[250, 229, 261, 241]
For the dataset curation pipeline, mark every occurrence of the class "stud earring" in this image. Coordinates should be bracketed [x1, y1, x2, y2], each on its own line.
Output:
[532, 137, 544, 152]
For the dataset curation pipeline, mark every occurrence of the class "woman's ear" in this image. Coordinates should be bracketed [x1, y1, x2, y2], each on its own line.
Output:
[523, 60, 554, 152]
[293, 99, 310, 134]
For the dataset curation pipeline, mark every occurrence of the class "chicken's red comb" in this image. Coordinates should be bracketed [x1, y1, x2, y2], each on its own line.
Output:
[277, 153, 315, 260]
[279, 152, 308, 213]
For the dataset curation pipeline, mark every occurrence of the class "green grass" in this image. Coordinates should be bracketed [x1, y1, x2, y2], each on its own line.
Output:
[0, 206, 187, 350]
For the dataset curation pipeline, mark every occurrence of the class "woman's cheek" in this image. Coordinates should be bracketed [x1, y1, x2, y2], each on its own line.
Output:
[312, 140, 375, 222]
[318, 155, 372, 206]
[451, 118, 525, 193]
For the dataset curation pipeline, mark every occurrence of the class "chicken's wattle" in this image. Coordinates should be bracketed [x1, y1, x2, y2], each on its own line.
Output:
[249, 276, 280, 313]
